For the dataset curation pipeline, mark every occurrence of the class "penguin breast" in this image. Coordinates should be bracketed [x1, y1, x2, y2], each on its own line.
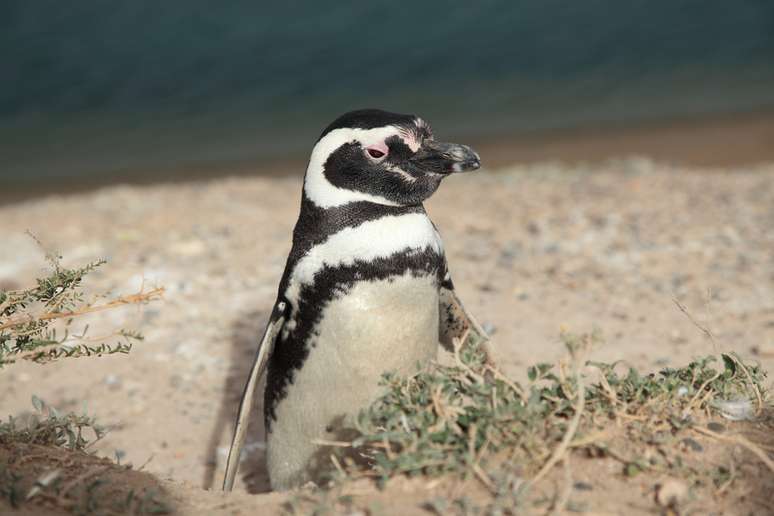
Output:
[317, 271, 440, 377]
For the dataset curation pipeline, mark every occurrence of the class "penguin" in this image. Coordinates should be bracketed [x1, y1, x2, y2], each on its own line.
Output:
[223, 109, 489, 491]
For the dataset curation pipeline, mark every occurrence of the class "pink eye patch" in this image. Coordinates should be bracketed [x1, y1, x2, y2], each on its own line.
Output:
[365, 141, 389, 159]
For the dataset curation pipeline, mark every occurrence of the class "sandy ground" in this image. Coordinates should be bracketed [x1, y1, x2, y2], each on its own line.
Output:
[1, 157, 773, 513]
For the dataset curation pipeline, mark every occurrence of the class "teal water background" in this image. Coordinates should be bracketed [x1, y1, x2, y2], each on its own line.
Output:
[2, 1, 773, 185]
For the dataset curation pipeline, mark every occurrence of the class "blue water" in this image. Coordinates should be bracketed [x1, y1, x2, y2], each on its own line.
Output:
[2, 1, 774, 184]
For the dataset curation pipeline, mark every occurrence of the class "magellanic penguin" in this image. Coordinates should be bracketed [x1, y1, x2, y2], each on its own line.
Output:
[223, 109, 490, 492]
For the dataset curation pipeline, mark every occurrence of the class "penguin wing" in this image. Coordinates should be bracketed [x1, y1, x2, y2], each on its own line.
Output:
[222, 301, 286, 491]
[439, 281, 494, 363]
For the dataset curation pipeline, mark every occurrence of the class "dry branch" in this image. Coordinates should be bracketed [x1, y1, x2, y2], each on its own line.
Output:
[0, 287, 164, 331]
[527, 343, 587, 487]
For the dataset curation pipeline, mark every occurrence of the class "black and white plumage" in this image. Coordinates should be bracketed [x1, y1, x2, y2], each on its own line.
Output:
[223, 109, 489, 491]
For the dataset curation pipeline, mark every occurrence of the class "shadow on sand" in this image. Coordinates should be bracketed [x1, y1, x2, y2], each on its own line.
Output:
[202, 309, 272, 494]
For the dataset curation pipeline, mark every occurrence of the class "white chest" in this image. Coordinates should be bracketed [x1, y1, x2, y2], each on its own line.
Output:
[311, 271, 440, 375]
[267, 272, 440, 488]
[286, 271, 439, 408]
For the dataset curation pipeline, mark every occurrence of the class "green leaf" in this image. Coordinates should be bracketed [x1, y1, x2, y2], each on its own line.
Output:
[31, 395, 44, 412]
[624, 462, 643, 477]
[721, 353, 736, 375]
[537, 363, 553, 375]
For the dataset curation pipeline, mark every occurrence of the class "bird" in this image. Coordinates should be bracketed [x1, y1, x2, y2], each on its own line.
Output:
[223, 109, 489, 491]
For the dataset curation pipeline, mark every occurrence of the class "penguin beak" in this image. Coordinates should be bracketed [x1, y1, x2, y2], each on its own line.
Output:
[410, 140, 481, 175]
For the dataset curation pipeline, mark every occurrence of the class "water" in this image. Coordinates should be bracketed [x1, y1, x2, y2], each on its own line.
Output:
[2, 1, 774, 185]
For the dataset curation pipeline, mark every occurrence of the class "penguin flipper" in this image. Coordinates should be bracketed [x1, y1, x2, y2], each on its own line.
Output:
[222, 301, 286, 491]
[439, 286, 494, 364]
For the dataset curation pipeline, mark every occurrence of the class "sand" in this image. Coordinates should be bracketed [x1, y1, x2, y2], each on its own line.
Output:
[1, 156, 773, 513]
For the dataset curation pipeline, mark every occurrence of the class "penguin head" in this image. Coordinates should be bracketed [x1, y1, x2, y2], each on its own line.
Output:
[303, 109, 481, 208]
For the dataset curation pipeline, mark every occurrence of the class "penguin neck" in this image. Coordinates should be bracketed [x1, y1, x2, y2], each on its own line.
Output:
[277, 194, 428, 297]
[297, 193, 426, 234]
[284, 194, 428, 268]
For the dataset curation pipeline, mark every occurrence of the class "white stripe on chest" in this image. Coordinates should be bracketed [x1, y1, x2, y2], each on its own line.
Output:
[283, 213, 443, 316]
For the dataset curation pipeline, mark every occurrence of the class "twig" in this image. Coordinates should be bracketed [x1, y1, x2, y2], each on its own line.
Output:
[0, 288, 164, 331]
[727, 353, 764, 413]
[310, 439, 354, 448]
[63, 330, 134, 343]
[673, 297, 715, 343]
[468, 424, 495, 492]
[15, 341, 133, 363]
[472, 463, 495, 493]
[330, 453, 347, 479]
[549, 456, 573, 516]
[452, 329, 485, 384]
[596, 372, 619, 410]
[684, 371, 721, 416]
[428, 386, 448, 433]
[485, 364, 527, 402]
[383, 437, 395, 460]
[568, 429, 613, 448]
[137, 454, 155, 472]
[691, 426, 774, 473]
[467, 423, 477, 462]
[528, 348, 587, 487]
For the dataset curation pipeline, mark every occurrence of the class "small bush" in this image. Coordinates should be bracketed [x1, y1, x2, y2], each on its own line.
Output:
[352, 332, 767, 484]
[281, 332, 773, 514]
[0, 240, 167, 515]
[0, 240, 161, 367]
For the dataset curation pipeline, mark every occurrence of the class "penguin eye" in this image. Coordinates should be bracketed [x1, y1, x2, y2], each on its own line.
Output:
[365, 143, 388, 160]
